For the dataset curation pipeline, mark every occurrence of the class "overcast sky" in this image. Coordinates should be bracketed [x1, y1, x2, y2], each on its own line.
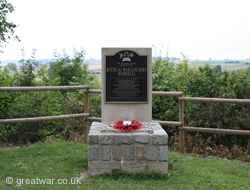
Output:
[1, 0, 250, 60]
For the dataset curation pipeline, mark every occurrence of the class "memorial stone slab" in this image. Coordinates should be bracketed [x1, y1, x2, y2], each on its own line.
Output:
[101, 48, 152, 122]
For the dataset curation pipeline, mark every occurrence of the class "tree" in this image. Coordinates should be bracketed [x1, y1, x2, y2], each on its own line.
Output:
[48, 49, 100, 88]
[16, 48, 37, 86]
[0, 0, 19, 53]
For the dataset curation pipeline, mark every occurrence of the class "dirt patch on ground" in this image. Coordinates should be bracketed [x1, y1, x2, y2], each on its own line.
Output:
[79, 172, 89, 180]
[72, 172, 89, 181]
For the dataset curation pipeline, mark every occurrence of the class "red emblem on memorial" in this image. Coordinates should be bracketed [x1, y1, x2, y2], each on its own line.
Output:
[119, 51, 134, 62]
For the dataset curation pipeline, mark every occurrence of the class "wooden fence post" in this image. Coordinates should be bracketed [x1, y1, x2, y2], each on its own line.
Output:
[83, 89, 90, 143]
[179, 96, 185, 153]
[184, 130, 190, 153]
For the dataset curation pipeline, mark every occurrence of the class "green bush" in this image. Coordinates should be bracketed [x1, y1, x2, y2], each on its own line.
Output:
[152, 55, 250, 148]
[0, 49, 101, 144]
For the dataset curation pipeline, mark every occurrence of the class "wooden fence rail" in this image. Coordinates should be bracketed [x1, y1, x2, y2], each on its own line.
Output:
[0, 87, 249, 153]
[0, 85, 89, 92]
[0, 113, 89, 124]
[178, 96, 250, 153]
[0, 86, 91, 143]
[179, 97, 250, 104]
[180, 127, 250, 136]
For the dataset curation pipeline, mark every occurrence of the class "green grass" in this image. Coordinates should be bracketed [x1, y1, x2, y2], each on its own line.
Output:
[0, 140, 249, 189]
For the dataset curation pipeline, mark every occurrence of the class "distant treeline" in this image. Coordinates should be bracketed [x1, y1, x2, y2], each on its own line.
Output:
[225, 61, 240, 63]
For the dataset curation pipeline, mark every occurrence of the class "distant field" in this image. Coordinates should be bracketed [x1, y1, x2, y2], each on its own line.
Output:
[190, 59, 250, 71]
[88, 64, 101, 73]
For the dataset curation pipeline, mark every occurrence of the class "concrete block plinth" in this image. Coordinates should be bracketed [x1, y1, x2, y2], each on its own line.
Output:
[88, 122, 168, 176]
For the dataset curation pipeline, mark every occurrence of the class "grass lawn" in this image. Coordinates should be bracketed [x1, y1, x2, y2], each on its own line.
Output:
[0, 140, 249, 189]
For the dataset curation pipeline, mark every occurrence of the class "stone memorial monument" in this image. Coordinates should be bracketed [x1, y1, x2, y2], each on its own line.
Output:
[102, 48, 152, 122]
[88, 48, 168, 176]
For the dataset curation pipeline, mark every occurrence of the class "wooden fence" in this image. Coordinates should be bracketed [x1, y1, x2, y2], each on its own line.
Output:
[0, 86, 250, 153]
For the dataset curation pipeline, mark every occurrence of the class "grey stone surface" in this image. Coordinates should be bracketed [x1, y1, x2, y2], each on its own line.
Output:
[88, 161, 121, 169]
[88, 135, 99, 145]
[88, 161, 122, 176]
[136, 147, 145, 160]
[124, 146, 135, 160]
[100, 134, 114, 145]
[152, 135, 168, 145]
[88, 122, 168, 176]
[117, 134, 133, 144]
[145, 146, 157, 161]
[135, 133, 150, 144]
[112, 146, 122, 161]
[154, 129, 167, 134]
[88, 146, 99, 161]
[159, 146, 168, 161]
[91, 122, 102, 127]
[102, 146, 111, 161]
[101, 48, 152, 122]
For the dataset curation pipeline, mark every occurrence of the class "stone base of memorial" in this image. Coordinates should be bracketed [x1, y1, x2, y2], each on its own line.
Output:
[88, 122, 168, 176]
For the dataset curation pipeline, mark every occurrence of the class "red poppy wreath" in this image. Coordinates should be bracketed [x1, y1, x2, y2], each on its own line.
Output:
[111, 120, 142, 132]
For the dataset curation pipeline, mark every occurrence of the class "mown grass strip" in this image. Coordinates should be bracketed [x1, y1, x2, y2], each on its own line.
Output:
[0, 140, 249, 190]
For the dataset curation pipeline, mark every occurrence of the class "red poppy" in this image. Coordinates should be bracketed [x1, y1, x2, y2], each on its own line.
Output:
[127, 53, 131, 58]
[123, 53, 126, 57]
[112, 120, 142, 132]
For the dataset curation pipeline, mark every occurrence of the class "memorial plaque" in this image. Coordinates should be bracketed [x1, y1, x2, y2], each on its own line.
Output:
[101, 47, 152, 122]
[105, 50, 148, 103]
